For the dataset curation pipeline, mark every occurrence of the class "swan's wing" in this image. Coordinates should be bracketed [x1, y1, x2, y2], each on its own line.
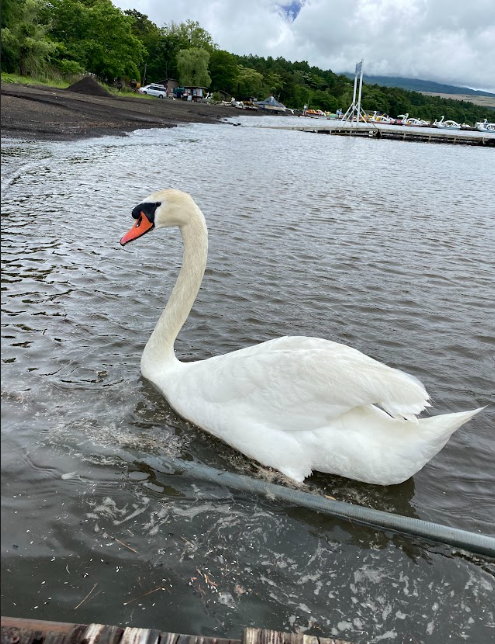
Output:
[175, 336, 430, 431]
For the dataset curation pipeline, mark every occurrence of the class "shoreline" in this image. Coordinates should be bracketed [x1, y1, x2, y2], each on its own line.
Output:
[1, 82, 274, 142]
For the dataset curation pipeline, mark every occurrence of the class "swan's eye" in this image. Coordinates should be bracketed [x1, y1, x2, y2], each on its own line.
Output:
[131, 201, 161, 221]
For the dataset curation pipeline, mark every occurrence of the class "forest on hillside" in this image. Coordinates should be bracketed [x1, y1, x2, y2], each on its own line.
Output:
[1, 0, 491, 124]
[345, 74, 495, 98]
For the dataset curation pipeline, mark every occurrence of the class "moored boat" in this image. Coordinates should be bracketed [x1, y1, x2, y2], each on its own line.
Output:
[367, 111, 395, 124]
[433, 116, 461, 130]
[476, 119, 495, 132]
[404, 117, 431, 127]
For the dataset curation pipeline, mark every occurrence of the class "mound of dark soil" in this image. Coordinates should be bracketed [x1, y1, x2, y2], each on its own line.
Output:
[67, 76, 113, 98]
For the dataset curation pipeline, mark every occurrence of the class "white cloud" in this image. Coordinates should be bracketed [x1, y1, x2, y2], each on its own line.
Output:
[114, 0, 495, 92]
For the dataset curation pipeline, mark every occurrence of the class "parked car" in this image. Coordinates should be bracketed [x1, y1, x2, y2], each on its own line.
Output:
[138, 84, 166, 98]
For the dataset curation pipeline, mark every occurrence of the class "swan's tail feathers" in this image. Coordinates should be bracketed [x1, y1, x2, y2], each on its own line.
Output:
[418, 407, 484, 446]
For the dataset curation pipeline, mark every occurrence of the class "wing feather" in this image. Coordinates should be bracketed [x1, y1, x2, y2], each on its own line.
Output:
[175, 336, 430, 432]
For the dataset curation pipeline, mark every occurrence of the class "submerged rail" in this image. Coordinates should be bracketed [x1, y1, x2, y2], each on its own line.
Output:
[144, 457, 495, 558]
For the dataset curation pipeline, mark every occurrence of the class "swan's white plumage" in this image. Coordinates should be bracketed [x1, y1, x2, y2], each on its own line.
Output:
[123, 189, 483, 485]
[163, 336, 430, 426]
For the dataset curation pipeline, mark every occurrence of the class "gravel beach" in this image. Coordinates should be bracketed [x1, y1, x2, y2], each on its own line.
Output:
[1, 80, 267, 141]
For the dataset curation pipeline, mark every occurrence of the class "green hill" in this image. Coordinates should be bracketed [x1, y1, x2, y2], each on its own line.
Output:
[344, 74, 495, 97]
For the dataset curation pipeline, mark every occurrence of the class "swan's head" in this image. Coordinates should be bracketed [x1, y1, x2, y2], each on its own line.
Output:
[120, 189, 197, 246]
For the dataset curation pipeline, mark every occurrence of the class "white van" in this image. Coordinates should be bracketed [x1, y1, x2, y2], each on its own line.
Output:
[138, 84, 166, 98]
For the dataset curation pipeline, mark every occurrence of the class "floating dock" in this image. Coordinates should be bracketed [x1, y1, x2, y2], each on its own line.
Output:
[265, 121, 495, 146]
[1, 618, 354, 644]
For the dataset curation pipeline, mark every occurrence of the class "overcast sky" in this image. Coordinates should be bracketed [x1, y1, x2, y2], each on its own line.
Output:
[113, 0, 495, 92]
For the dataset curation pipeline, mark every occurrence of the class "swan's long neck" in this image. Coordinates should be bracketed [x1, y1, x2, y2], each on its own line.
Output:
[141, 204, 208, 378]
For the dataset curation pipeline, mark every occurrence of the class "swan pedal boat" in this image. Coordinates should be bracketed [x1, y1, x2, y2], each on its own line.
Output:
[433, 116, 461, 129]
[120, 190, 483, 485]
[476, 119, 495, 132]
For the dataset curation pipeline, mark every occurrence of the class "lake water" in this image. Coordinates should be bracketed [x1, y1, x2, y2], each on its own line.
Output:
[2, 117, 495, 643]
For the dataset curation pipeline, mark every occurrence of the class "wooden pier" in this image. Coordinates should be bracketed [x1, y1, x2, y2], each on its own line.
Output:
[1, 618, 355, 644]
[265, 121, 495, 146]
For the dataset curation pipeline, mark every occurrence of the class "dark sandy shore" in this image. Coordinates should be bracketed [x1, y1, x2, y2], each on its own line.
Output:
[1, 82, 270, 141]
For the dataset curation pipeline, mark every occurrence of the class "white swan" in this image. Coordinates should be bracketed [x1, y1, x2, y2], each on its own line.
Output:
[120, 189, 482, 485]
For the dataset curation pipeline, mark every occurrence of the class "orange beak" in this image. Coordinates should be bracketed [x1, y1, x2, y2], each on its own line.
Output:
[120, 212, 154, 246]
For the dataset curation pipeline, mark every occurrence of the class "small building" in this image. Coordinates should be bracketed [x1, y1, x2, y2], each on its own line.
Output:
[182, 86, 207, 102]
[173, 86, 207, 102]
[156, 78, 179, 97]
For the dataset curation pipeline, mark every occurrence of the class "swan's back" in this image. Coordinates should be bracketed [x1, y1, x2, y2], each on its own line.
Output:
[163, 336, 430, 428]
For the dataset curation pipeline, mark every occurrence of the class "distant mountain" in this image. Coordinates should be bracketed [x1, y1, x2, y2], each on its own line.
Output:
[343, 74, 495, 97]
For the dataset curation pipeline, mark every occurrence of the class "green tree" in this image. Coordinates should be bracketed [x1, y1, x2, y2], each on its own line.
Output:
[361, 85, 390, 113]
[176, 48, 211, 87]
[162, 19, 217, 52]
[386, 89, 411, 118]
[125, 9, 164, 82]
[263, 71, 284, 96]
[236, 65, 264, 98]
[158, 19, 217, 81]
[304, 72, 328, 90]
[125, 8, 157, 38]
[46, 0, 146, 80]
[293, 85, 312, 108]
[279, 69, 307, 107]
[209, 49, 238, 93]
[1, 0, 56, 75]
[312, 89, 338, 111]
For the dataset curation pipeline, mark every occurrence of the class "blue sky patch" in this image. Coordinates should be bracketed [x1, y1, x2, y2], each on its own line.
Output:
[279, 1, 304, 22]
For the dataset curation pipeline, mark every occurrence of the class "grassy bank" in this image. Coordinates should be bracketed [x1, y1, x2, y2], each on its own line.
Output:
[1, 73, 159, 101]
[1, 72, 72, 89]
